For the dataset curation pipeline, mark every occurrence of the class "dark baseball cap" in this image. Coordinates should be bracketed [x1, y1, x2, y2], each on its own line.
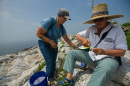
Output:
[57, 8, 71, 20]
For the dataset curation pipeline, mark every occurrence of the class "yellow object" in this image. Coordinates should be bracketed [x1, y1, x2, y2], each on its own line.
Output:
[84, 47, 89, 49]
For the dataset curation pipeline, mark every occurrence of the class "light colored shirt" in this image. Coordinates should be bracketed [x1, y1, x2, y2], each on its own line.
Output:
[78, 23, 127, 61]
[39, 17, 66, 44]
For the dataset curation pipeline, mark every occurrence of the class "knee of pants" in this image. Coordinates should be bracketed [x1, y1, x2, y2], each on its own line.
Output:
[97, 58, 119, 74]
[67, 50, 76, 58]
[102, 66, 114, 73]
[96, 64, 116, 79]
[67, 50, 74, 55]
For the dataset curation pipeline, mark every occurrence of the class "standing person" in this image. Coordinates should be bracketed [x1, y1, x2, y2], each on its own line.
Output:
[36, 8, 76, 83]
[58, 3, 127, 86]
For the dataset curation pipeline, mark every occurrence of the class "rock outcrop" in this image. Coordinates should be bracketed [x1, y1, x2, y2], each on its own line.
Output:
[0, 35, 130, 86]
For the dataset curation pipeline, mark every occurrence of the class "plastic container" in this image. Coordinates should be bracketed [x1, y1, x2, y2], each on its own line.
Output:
[29, 71, 48, 86]
[81, 62, 86, 67]
[78, 46, 90, 52]
[75, 61, 87, 68]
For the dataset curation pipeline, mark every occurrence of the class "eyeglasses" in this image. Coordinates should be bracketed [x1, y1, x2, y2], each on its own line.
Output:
[93, 18, 104, 23]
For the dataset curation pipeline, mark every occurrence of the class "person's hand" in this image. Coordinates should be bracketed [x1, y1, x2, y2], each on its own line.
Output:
[82, 39, 91, 47]
[73, 47, 78, 50]
[50, 41, 57, 48]
[92, 48, 104, 55]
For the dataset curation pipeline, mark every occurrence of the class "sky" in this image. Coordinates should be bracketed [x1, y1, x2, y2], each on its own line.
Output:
[0, 0, 130, 44]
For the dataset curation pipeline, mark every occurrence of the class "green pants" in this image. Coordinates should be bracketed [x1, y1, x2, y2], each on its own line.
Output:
[63, 50, 119, 86]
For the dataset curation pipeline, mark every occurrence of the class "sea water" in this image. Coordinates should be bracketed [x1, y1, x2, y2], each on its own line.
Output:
[0, 40, 37, 56]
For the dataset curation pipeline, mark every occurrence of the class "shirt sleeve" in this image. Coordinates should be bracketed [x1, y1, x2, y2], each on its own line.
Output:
[114, 26, 128, 50]
[40, 18, 53, 30]
[77, 27, 91, 38]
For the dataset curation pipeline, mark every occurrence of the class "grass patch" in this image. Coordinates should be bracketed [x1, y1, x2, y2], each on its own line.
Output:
[56, 58, 67, 81]
[56, 68, 67, 81]
[37, 61, 46, 71]
[58, 50, 61, 53]
[60, 41, 65, 49]
[61, 41, 65, 45]
[126, 28, 130, 50]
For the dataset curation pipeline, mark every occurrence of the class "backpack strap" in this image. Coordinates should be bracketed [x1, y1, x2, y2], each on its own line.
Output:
[44, 17, 55, 36]
[48, 17, 63, 34]
[48, 17, 55, 30]
[46, 17, 64, 40]
[94, 26, 113, 48]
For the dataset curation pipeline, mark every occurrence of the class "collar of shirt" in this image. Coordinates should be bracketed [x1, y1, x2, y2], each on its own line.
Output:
[94, 23, 115, 38]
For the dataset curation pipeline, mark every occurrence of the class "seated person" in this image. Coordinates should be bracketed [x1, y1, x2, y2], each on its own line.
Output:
[58, 3, 127, 86]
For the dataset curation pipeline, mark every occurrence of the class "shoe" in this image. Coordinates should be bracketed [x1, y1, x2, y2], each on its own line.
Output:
[57, 78, 74, 86]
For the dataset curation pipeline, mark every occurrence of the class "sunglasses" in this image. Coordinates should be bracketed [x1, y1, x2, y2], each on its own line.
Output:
[93, 18, 104, 23]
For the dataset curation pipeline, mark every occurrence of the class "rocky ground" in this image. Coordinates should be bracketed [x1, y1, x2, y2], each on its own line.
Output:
[0, 35, 130, 86]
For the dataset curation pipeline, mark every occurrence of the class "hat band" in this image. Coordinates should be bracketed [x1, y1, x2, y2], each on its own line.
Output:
[91, 11, 108, 18]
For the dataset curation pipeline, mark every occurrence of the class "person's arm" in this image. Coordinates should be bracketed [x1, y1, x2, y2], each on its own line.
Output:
[92, 48, 126, 56]
[36, 26, 51, 43]
[76, 34, 91, 47]
[62, 34, 77, 49]
[36, 26, 57, 48]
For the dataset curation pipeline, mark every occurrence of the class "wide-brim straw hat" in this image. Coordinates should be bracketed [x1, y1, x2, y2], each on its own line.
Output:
[83, 3, 124, 24]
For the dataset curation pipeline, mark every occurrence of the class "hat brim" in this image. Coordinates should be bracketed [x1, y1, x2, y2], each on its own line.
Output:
[64, 16, 71, 20]
[83, 14, 124, 24]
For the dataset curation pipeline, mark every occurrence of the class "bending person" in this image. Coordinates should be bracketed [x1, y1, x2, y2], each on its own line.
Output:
[36, 8, 76, 83]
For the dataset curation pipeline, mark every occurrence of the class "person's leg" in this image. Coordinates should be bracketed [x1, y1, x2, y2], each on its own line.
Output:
[52, 47, 58, 80]
[87, 58, 119, 86]
[47, 48, 58, 81]
[38, 40, 58, 81]
[63, 50, 97, 75]
[58, 50, 97, 85]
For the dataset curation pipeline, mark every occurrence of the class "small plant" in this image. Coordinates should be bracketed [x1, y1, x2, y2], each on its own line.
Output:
[61, 41, 65, 45]
[37, 61, 46, 71]
[58, 50, 61, 53]
[126, 28, 130, 50]
[57, 68, 67, 81]
[121, 22, 130, 27]
[60, 41, 65, 49]
[56, 58, 67, 81]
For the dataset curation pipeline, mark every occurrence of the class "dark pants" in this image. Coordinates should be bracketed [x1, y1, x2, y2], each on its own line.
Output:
[38, 40, 58, 81]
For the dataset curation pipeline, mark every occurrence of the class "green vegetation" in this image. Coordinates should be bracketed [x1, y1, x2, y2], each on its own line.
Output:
[61, 41, 65, 48]
[58, 50, 61, 53]
[37, 56, 67, 81]
[56, 58, 67, 81]
[37, 61, 46, 71]
[126, 28, 130, 50]
[120, 22, 130, 50]
[61, 41, 65, 45]
[121, 22, 130, 27]
[60, 41, 66, 50]
[56, 68, 67, 81]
